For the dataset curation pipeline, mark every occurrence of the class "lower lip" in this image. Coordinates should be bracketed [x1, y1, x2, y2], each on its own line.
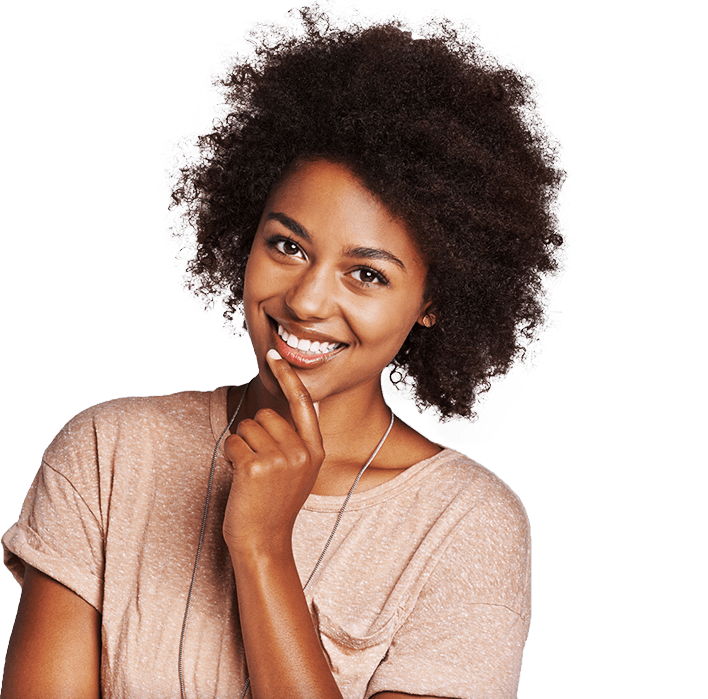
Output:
[272, 326, 345, 369]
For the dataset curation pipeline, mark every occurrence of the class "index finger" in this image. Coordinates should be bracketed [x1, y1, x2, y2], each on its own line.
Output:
[266, 349, 322, 450]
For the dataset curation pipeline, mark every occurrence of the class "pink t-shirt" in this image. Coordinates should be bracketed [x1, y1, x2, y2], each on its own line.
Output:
[3, 387, 530, 698]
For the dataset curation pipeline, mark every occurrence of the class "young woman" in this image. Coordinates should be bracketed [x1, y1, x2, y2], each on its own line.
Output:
[1, 10, 563, 699]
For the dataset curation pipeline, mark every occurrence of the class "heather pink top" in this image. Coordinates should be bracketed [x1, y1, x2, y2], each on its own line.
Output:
[3, 387, 530, 698]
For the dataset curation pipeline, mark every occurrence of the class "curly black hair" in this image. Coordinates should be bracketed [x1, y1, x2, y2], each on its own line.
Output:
[172, 8, 564, 419]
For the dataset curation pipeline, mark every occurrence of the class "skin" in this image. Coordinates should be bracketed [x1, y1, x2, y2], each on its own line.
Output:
[2, 566, 101, 699]
[223, 352, 444, 699]
[2, 160, 447, 698]
[235, 159, 440, 496]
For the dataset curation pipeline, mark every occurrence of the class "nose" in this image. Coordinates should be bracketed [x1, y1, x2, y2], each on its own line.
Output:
[284, 264, 337, 321]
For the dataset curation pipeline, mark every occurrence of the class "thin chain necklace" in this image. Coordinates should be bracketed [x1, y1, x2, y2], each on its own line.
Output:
[178, 384, 395, 699]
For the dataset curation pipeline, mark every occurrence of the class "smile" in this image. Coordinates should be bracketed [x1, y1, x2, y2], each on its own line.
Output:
[277, 324, 343, 355]
[269, 320, 347, 369]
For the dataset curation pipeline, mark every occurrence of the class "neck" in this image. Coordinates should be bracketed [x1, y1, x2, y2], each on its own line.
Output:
[234, 374, 393, 466]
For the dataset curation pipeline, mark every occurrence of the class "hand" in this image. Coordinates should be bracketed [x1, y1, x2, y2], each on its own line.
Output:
[222, 349, 325, 556]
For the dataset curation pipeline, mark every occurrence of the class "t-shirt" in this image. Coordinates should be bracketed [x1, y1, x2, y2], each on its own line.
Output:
[3, 387, 531, 699]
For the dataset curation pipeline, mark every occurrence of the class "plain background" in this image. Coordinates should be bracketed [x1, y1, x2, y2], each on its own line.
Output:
[1, 0, 706, 696]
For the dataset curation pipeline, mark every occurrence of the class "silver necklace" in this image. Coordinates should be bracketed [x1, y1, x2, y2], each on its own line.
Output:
[179, 384, 395, 699]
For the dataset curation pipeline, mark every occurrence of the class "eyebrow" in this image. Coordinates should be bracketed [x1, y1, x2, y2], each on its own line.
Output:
[266, 211, 406, 271]
[266, 212, 312, 242]
[342, 245, 405, 270]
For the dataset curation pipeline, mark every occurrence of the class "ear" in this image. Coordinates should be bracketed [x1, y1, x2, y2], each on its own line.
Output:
[416, 301, 436, 328]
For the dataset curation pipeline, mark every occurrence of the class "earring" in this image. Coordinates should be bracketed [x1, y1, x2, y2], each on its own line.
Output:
[422, 315, 434, 328]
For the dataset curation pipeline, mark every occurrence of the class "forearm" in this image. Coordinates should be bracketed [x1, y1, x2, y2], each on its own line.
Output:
[231, 543, 343, 699]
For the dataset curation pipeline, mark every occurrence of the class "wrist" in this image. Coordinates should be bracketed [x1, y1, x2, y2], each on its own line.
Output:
[226, 534, 294, 574]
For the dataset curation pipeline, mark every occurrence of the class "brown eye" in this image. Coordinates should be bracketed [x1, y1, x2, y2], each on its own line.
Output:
[271, 237, 305, 258]
[351, 267, 388, 286]
[279, 240, 299, 255]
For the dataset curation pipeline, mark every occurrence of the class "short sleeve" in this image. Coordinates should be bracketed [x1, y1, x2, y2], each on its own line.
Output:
[2, 416, 105, 611]
[365, 487, 531, 699]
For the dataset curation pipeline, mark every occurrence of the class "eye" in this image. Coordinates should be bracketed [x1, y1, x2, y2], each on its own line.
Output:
[267, 236, 305, 259]
[351, 267, 389, 287]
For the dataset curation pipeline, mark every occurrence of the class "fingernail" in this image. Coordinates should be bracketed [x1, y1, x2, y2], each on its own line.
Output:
[267, 349, 282, 361]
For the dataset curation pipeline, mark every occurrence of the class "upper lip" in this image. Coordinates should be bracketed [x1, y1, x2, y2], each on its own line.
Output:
[269, 316, 347, 346]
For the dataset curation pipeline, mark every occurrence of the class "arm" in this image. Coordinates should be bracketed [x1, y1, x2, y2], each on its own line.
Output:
[229, 539, 342, 698]
[230, 567, 448, 698]
[222, 352, 452, 698]
[1, 565, 101, 699]
[223, 350, 342, 699]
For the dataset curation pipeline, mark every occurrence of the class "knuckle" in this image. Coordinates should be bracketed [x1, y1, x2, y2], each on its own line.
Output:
[245, 459, 267, 477]
[235, 418, 255, 435]
[224, 433, 244, 456]
[291, 447, 310, 469]
[292, 387, 311, 404]
[248, 452, 286, 473]
[255, 408, 279, 423]
[235, 419, 265, 441]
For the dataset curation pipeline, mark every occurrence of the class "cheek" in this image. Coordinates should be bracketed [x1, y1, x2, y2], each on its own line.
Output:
[351, 301, 419, 353]
[242, 251, 270, 308]
[242, 258, 267, 341]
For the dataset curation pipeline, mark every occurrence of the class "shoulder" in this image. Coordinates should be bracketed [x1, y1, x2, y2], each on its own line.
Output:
[343, 448, 529, 547]
[42, 389, 222, 477]
[63, 389, 215, 431]
[423, 449, 529, 532]
[54, 389, 216, 438]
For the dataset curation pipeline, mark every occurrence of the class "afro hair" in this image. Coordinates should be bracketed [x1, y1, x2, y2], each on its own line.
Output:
[172, 8, 564, 418]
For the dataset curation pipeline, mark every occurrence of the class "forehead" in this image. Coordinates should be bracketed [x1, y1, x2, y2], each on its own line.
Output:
[264, 159, 425, 265]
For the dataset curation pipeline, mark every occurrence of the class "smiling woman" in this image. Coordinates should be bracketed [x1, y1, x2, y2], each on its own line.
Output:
[244, 160, 433, 410]
[1, 8, 562, 699]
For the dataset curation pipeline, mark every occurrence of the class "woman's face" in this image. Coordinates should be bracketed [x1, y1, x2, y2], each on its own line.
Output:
[243, 159, 431, 406]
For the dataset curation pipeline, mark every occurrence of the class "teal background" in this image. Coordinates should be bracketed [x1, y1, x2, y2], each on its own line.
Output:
[1, 1, 704, 695]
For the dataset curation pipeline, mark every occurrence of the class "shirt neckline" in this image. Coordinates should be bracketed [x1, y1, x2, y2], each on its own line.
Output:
[209, 385, 453, 511]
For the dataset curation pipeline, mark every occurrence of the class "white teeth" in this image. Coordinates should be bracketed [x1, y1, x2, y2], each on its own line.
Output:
[277, 323, 340, 354]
